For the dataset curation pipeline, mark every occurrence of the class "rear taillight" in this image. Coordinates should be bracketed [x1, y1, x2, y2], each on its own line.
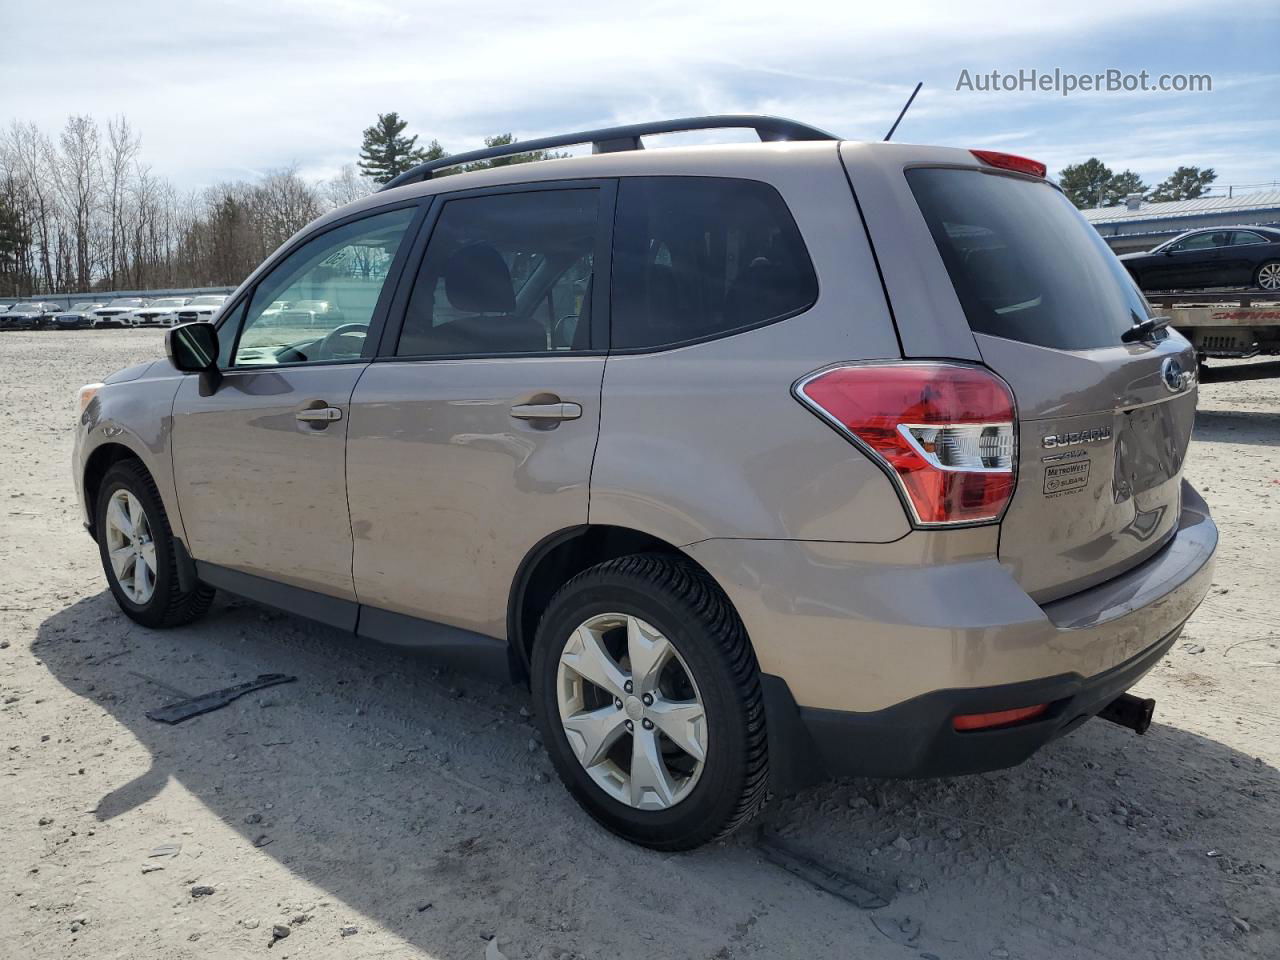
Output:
[794, 362, 1017, 526]
[970, 149, 1047, 179]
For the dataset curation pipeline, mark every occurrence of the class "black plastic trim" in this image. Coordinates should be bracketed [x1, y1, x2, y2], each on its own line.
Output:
[192, 562, 514, 679]
[194, 562, 358, 631]
[357, 606, 510, 680]
[379, 115, 838, 190]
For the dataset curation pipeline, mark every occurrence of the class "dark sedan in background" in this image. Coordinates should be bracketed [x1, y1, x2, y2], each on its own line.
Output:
[1120, 225, 1280, 292]
[0, 301, 62, 329]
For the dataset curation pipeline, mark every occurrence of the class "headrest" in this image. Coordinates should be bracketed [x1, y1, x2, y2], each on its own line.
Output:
[444, 243, 515, 313]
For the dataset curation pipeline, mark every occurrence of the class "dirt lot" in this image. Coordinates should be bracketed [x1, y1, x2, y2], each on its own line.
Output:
[1, 330, 1277, 960]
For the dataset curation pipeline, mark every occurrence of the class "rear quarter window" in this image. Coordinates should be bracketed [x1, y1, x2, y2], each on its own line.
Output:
[906, 168, 1151, 351]
[610, 177, 817, 350]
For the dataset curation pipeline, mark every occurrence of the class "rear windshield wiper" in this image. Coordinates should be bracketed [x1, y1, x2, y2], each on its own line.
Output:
[1121, 315, 1173, 343]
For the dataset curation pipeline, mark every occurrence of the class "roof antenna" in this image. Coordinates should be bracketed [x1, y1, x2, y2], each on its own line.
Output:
[883, 81, 923, 142]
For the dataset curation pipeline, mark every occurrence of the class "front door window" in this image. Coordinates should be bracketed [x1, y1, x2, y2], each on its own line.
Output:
[231, 207, 416, 367]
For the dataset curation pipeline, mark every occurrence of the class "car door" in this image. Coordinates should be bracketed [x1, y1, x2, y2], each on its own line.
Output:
[170, 204, 421, 617]
[346, 181, 613, 641]
[1222, 230, 1270, 286]
[1150, 231, 1223, 289]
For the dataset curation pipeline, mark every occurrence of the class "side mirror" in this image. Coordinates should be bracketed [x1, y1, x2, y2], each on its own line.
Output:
[165, 322, 221, 389]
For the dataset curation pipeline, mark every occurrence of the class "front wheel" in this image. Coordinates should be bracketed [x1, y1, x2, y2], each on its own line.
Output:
[95, 460, 215, 628]
[1256, 260, 1280, 292]
[531, 554, 768, 850]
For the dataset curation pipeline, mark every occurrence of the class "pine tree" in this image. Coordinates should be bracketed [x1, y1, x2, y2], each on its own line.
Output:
[0, 196, 31, 295]
[1058, 158, 1114, 209]
[1103, 170, 1149, 206]
[357, 113, 444, 184]
[1148, 166, 1217, 202]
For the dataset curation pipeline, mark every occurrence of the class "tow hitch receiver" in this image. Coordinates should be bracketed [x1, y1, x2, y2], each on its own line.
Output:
[1098, 693, 1156, 735]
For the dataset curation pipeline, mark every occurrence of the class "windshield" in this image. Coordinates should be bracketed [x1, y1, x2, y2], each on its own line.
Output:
[150, 299, 187, 307]
[109, 299, 144, 307]
[907, 168, 1151, 351]
[12, 303, 40, 312]
[71, 302, 98, 310]
[189, 295, 226, 306]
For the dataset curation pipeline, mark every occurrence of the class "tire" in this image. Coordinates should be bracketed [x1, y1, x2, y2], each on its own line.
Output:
[1256, 260, 1280, 292]
[531, 553, 768, 850]
[95, 460, 215, 628]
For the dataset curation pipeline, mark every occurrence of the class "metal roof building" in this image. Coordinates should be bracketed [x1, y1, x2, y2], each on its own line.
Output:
[1083, 191, 1280, 253]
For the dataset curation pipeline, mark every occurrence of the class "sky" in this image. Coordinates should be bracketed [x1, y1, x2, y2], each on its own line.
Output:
[3, 0, 1278, 197]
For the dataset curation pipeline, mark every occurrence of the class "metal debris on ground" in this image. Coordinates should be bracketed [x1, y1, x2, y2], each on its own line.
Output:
[756, 828, 889, 909]
[145, 674, 296, 724]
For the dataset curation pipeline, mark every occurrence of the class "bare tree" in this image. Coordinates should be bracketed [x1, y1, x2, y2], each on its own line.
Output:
[105, 116, 140, 288]
[324, 163, 374, 210]
[55, 115, 102, 290]
[5, 122, 60, 292]
[1, 115, 332, 295]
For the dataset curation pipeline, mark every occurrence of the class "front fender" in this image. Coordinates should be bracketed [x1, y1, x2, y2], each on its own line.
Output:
[77, 369, 187, 543]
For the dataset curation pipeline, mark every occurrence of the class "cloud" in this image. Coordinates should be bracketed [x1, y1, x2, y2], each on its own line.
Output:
[2, 0, 1276, 189]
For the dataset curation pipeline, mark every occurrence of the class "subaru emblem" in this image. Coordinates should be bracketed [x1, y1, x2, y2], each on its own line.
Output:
[1161, 357, 1187, 393]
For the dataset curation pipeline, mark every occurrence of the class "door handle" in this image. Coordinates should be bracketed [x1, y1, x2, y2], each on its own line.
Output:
[510, 402, 582, 421]
[295, 406, 343, 423]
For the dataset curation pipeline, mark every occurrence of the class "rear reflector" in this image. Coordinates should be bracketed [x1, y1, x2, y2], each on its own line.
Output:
[794, 362, 1017, 526]
[952, 704, 1049, 732]
[970, 149, 1047, 179]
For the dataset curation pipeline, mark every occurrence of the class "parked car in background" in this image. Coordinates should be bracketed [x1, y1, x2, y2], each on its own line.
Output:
[1119, 226, 1280, 292]
[174, 294, 229, 324]
[54, 302, 107, 329]
[129, 297, 191, 327]
[270, 299, 344, 328]
[91, 299, 148, 328]
[1, 301, 62, 330]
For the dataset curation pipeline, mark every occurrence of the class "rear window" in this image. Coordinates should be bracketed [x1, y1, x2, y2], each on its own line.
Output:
[906, 168, 1150, 351]
[611, 177, 817, 350]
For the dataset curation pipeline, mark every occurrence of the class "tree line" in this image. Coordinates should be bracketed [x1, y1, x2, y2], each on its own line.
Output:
[1058, 159, 1217, 209]
[0, 112, 558, 298]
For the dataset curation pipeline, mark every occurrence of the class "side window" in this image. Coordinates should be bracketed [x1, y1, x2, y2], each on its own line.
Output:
[231, 207, 415, 367]
[610, 177, 817, 350]
[396, 189, 599, 357]
[1232, 231, 1268, 246]
[1169, 233, 1220, 252]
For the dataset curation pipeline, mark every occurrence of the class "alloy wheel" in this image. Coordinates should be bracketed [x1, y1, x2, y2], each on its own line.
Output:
[556, 613, 707, 810]
[104, 489, 157, 603]
[1258, 262, 1280, 291]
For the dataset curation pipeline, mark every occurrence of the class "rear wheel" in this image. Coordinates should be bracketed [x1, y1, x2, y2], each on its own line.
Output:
[1256, 260, 1280, 291]
[95, 460, 215, 628]
[531, 554, 768, 850]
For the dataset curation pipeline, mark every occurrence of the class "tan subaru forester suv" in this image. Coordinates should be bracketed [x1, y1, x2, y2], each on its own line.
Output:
[74, 116, 1217, 849]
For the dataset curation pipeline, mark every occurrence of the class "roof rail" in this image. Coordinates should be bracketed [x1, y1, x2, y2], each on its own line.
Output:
[379, 115, 839, 191]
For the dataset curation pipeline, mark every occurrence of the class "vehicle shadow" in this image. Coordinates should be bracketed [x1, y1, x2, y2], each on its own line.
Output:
[32, 593, 1280, 960]
[1199, 360, 1280, 384]
[1193, 408, 1280, 447]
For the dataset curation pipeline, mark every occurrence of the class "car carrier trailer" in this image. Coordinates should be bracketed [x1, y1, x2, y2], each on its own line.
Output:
[1147, 293, 1280, 366]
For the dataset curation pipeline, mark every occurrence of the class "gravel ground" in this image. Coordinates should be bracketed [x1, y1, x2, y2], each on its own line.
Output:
[1, 330, 1277, 960]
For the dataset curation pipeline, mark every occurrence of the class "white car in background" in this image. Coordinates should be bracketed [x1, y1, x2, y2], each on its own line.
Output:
[91, 298, 148, 328]
[129, 297, 190, 327]
[174, 294, 229, 324]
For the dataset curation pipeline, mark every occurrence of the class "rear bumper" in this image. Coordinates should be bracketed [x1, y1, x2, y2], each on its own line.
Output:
[773, 621, 1181, 783]
[686, 480, 1216, 789]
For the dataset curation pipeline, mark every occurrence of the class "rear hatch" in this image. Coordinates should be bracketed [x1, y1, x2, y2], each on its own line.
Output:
[846, 146, 1198, 604]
